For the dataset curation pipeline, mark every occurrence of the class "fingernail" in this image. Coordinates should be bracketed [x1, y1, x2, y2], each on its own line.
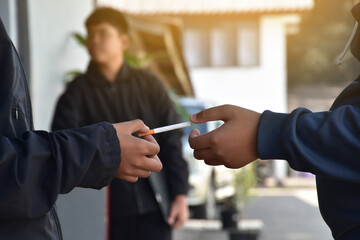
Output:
[189, 129, 200, 138]
[190, 114, 197, 122]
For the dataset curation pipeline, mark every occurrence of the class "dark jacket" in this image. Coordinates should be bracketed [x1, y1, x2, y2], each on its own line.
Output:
[52, 61, 189, 221]
[258, 78, 360, 239]
[0, 20, 121, 239]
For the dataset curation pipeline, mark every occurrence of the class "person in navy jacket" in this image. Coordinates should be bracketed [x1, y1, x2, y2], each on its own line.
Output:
[0, 18, 162, 239]
[189, 3, 360, 240]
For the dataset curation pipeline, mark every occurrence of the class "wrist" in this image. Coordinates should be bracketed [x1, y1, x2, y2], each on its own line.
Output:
[174, 194, 187, 203]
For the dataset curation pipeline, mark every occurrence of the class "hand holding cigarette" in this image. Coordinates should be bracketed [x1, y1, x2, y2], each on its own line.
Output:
[112, 120, 162, 182]
[138, 122, 191, 137]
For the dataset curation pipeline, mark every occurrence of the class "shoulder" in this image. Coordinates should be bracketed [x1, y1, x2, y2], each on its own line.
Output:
[61, 74, 93, 96]
[56, 74, 90, 103]
[66, 74, 89, 90]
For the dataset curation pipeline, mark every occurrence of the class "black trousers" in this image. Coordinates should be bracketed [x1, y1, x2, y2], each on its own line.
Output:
[110, 211, 171, 240]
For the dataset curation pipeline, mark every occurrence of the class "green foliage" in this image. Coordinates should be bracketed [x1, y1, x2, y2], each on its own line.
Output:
[64, 70, 83, 85]
[168, 89, 190, 120]
[73, 32, 86, 46]
[232, 162, 257, 211]
[123, 50, 167, 69]
[222, 162, 257, 212]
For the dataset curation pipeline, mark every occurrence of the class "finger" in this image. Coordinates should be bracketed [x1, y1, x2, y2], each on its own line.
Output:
[167, 209, 176, 226]
[172, 218, 182, 229]
[188, 130, 215, 150]
[193, 148, 215, 160]
[174, 212, 187, 229]
[137, 136, 160, 156]
[143, 134, 160, 149]
[125, 168, 152, 179]
[193, 149, 223, 165]
[204, 159, 223, 166]
[127, 119, 149, 133]
[140, 156, 163, 173]
[173, 213, 185, 229]
[121, 176, 139, 183]
[150, 154, 161, 163]
[188, 129, 200, 139]
[190, 105, 234, 124]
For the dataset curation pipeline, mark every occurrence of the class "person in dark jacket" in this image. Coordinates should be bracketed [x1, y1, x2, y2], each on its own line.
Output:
[0, 18, 162, 240]
[51, 8, 189, 240]
[189, 3, 360, 240]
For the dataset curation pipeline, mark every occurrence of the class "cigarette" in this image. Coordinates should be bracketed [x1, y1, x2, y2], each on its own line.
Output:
[138, 122, 191, 137]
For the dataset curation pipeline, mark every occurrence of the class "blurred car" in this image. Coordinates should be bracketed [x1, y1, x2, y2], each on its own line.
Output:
[179, 97, 237, 219]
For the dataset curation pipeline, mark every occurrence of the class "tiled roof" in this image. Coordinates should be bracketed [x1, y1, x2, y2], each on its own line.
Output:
[98, 0, 314, 15]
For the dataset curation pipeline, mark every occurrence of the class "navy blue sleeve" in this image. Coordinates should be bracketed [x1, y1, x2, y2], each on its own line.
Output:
[258, 80, 360, 182]
[0, 122, 121, 219]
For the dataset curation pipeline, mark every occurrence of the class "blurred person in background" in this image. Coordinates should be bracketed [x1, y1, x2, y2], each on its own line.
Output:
[52, 7, 189, 240]
[189, 2, 360, 240]
[0, 17, 162, 240]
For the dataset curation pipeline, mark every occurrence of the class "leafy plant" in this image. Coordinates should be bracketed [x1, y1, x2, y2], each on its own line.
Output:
[167, 89, 190, 120]
[223, 162, 257, 212]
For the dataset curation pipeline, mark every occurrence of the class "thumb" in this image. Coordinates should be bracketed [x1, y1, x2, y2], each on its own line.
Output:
[190, 104, 234, 124]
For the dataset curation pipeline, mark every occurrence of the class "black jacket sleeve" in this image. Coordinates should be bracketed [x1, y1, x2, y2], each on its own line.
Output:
[0, 122, 121, 219]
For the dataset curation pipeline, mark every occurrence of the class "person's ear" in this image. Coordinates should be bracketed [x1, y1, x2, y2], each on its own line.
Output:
[120, 34, 129, 50]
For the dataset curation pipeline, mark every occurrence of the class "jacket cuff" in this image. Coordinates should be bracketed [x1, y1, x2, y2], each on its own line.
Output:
[257, 110, 288, 160]
[80, 122, 121, 189]
[101, 123, 121, 186]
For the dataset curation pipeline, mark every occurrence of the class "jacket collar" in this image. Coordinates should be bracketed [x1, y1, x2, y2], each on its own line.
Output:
[85, 60, 131, 86]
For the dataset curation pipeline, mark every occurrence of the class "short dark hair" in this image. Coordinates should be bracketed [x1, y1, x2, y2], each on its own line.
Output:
[85, 7, 129, 34]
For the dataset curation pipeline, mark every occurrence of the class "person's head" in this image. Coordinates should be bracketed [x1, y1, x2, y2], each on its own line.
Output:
[85, 7, 129, 65]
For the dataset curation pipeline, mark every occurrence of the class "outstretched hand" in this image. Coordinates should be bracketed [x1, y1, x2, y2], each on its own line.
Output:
[112, 120, 162, 182]
[188, 105, 260, 169]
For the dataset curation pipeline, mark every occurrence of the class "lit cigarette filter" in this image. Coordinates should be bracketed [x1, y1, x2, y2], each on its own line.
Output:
[138, 122, 191, 137]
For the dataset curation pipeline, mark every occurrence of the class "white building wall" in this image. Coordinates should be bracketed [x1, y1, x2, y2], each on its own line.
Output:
[27, 2, 107, 240]
[0, 0, 18, 48]
[28, 0, 92, 130]
[190, 15, 299, 114]
[190, 15, 300, 182]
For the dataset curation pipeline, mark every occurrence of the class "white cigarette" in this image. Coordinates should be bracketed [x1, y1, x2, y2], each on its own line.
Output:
[138, 122, 191, 137]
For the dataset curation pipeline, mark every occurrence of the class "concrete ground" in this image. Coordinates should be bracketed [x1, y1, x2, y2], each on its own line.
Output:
[173, 177, 333, 240]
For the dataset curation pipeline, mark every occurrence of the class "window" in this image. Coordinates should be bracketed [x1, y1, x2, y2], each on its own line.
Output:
[237, 22, 259, 66]
[183, 28, 209, 67]
[183, 20, 259, 68]
[210, 23, 236, 66]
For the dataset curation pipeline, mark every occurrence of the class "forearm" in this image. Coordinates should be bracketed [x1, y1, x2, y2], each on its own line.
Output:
[0, 122, 120, 219]
[258, 106, 360, 181]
